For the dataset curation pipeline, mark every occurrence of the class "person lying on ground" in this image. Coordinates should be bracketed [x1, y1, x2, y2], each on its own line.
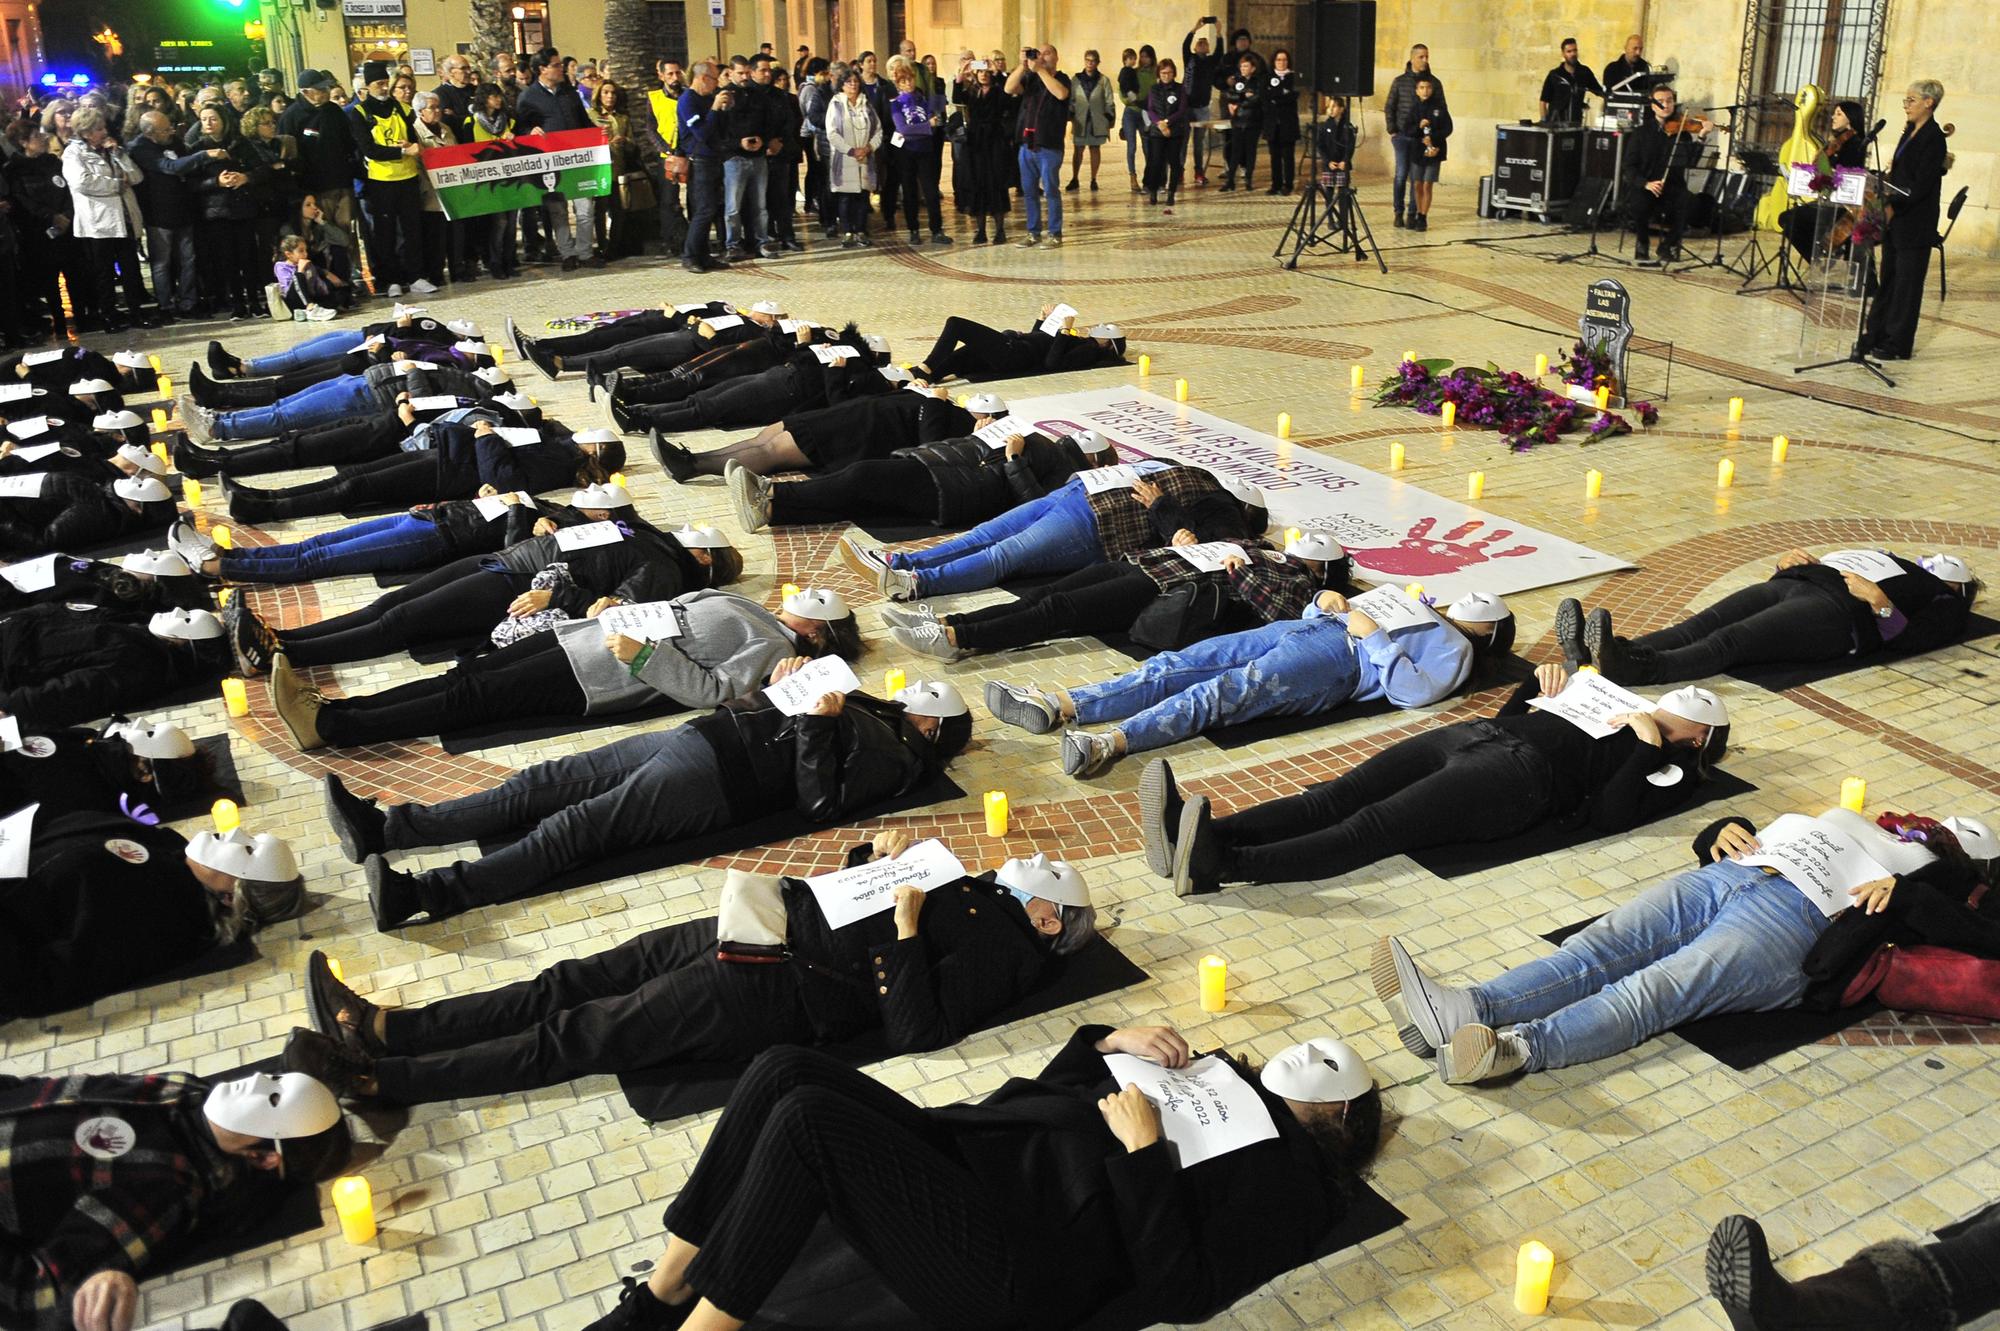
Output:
[651, 385, 993, 485]
[201, 310, 482, 378]
[607, 331, 896, 437]
[170, 387, 541, 480]
[0, 547, 210, 615]
[0, 716, 224, 826]
[185, 336, 495, 407]
[179, 363, 516, 443]
[0, 604, 234, 728]
[908, 307, 1128, 383]
[0, 473, 178, 558]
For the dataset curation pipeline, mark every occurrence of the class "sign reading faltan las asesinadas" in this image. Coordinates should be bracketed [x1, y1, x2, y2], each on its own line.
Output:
[420, 128, 613, 222]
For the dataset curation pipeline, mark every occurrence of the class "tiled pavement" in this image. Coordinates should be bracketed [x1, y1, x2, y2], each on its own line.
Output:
[9, 185, 2000, 1330]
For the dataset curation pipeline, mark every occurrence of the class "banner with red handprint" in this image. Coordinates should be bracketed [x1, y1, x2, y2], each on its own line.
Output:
[1009, 387, 1632, 599]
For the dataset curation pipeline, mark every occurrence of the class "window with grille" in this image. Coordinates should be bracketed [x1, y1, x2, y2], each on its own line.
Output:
[1735, 0, 1888, 151]
[888, 0, 907, 51]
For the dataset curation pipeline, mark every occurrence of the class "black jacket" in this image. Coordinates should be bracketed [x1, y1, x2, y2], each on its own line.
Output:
[275, 96, 357, 190]
[690, 691, 933, 824]
[1385, 65, 1444, 137]
[0, 473, 175, 558]
[126, 136, 199, 228]
[0, 603, 229, 728]
[513, 79, 593, 135]
[487, 522, 708, 617]
[176, 137, 264, 223]
[1180, 30, 1223, 109]
[1772, 553, 1970, 657]
[894, 430, 1093, 527]
[0, 552, 210, 616]
[1883, 119, 1949, 247]
[1493, 674, 1707, 831]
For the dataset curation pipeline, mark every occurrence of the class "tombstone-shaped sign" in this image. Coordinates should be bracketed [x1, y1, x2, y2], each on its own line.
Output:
[1579, 279, 1633, 401]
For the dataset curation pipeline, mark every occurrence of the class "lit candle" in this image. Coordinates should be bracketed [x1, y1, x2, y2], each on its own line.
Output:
[1514, 1241, 1554, 1315]
[1575, 664, 1600, 675]
[326, 957, 345, 982]
[1533, 352, 1549, 378]
[1198, 954, 1228, 1012]
[883, 667, 906, 696]
[1276, 412, 1291, 438]
[221, 678, 249, 717]
[332, 1177, 377, 1245]
[1841, 777, 1867, 813]
[1285, 527, 1303, 546]
[1138, 353, 1152, 376]
[780, 582, 800, 599]
[1594, 385, 1610, 411]
[1349, 364, 1364, 390]
[492, 345, 505, 365]
[1405, 583, 1424, 599]
[1717, 458, 1735, 489]
[1174, 378, 1189, 403]
[1389, 442, 1405, 471]
[1771, 435, 1789, 464]
[984, 790, 1009, 837]
[217, 587, 232, 606]
[1402, 349, 1416, 364]
[157, 376, 172, 399]
[211, 526, 234, 549]
[1728, 396, 1745, 422]
[1466, 471, 1485, 501]
[150, 408, 169, 431]
[151, 442, 170, 467]
[609, 472, 626, 488]
[1440, 401, 1457, 430]
[182, 478, 203, 508]
[211, 798, 240, 834]
[149, 354, 163, 372]
[1585, 469, 1603, 500]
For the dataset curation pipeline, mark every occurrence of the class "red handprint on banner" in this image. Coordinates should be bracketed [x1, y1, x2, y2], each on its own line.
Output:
[1345, 518, 1537, 577]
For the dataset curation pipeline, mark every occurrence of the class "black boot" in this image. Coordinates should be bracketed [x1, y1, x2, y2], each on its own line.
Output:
[170, 435, 226, 480]
[649, 428, 698, 483]
[198, 368, 284, 409]
[225, 483, 300, 523]
[1707, 1215, 1957, 1331]
[214, 436, 304, 478]
[206, 340, 242, 378]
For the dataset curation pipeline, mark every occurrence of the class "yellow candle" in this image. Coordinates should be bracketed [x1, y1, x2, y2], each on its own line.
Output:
[211, 526, 234, 549]
[1349, 364, 1364, 390]
[1585, 469, 1603, 500]
[211, 798, 240, 834]
[1389, 442, 1405, 471]
[217, 587, 232, 606]
[609, 472, 626, 488]
[150, 408, 169, 431]
[182, 478, 202, 508]
[1841, 777, 1867, 813]
[221, 677, 249, 717]
[1405, 583, 1424, 599]
[983, 790, 1009, 837]
[1466, 471, 1484, 501]
[1728, 396, 1745, 422]
[1441, 401, 1457, 430]
[157, 376, 172, 399]
[1533, 352, 1549, 378]
[1594, 385, 1610, 411]
[883, 668, 906, 696]
[149, 354, 163, 372]
[1276, 412, 1291, 439]
[1401, 349, 1416, 364]
[1138, 353, 1151, 376]
[1717, 458, 1735, 489]
[780, 582, 800, 599]
[1285, 527, 1303, 546]
[332, 1176, 376, 1245]
[151, 442, 170, 467]
[1771, 435, 1789, 463]
[1198, 955, 1228, 1012]
[1174, 378, 1189, 403]
[1514, 1241, 1554, 1315]
[327, 957, 345, 982]
[1575, 664, 1600, 675]
[492, 345, 505, 365]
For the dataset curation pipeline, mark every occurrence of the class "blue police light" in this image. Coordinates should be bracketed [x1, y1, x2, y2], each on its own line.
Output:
[73, 73, 91, 86]
[39, 72, 55, 86]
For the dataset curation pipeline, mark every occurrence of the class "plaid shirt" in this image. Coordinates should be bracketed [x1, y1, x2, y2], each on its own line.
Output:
[1129, 542, 1318, 623]
[1087, 464, 1229, 560]
[0, 1072, 237, 1328]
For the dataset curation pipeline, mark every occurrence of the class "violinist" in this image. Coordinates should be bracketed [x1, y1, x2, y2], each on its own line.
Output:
[1626, 86, 1704, 264]
[1781, 99, 1867, 260]
[1865, 80, 1950, 362]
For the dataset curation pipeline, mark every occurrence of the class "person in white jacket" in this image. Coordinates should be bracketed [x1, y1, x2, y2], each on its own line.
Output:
[60, 106, 152, 332]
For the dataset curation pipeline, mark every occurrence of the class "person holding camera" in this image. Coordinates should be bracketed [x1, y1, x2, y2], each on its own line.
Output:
[1005, 44, 1072, 247]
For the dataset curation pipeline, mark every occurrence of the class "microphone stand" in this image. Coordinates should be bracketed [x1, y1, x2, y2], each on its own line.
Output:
[1795, 123, 1906, 387]
[1671, 106, 1749, 276]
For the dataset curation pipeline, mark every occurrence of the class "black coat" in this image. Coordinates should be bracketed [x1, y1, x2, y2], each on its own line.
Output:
[0, 473, 175, 558]
[179, 137, 264, 222]
[0, 811, 216, 1021]
[1882, 119, 1949, 249]
[126, 136, 200, 228]
[894, 430, 1093, 527]
[275, 96, 358, 191]
[488, 522, 708, 617]
[0, 553, 210, 617]
[0, 603, 229, 728]
[689, 692, 934, 824]
[1772, 553, 1970, 656]
[422, 422, 580, 497]
[1494, 674, 1706, 832]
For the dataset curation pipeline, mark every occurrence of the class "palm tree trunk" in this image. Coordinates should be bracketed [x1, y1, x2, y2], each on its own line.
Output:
[468, 0, 513, 60]
[602, 0, 657, 90]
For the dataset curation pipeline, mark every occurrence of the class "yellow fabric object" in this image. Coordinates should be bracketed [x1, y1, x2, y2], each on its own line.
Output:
[1754, 84, 1826, 231]
[361, 103, 419, 181]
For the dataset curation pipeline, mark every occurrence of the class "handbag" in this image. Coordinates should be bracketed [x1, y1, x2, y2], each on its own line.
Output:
[617, 169, 656, 213]
[1128, 580, 1228, 651]
[1873, 944, 2000, 1021]
[716, 868, 790, 963]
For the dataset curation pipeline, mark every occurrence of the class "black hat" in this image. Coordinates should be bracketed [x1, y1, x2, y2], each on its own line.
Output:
[361, 59, 392, 86]
[299, 69, 335, 91]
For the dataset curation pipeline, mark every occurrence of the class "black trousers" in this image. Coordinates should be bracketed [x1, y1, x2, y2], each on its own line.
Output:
[480, 210, 518, 278]
[278, 560, 524, 666]
[922, 317, 1038, 380]
[230, 452, 443, 521]
[571, 328, 705, 377]
[896, 145, 945, 234]
[372, 917, 831, 1102]
[210, 415, 407, 476]
[1224, 124, 1258, 183]
[667, 1046, 1052, 1326]
[1142, 133, 1184, 199]
[634, 371, 803, 433]
[317, 630, 589, 746]
[684, 157, 725, 263]
[1628, 176, 1689, 253]
[540, 309, 676, 357]
[802, 139, 828, 225]
[1265, 126, 1298, 192]
[81, 235, 149, 325]
[361, 176, 424, 288]
[1211, 722, 1554, 885]
[1627, 578, 1854, 684]
[767, 157, 800, 242]
[769, 458, 940, 526]
[949, 563, 1157, 653]
[194, 217, 263, 314]
[1867, 239, 1931, 357]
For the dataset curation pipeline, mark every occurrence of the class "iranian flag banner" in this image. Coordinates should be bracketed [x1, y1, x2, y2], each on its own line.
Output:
[421, 127, 612, 222]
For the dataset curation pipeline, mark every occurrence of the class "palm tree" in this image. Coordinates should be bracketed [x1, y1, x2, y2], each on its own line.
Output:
[603, 0, 657, 89]
[468, 0, 512, 62]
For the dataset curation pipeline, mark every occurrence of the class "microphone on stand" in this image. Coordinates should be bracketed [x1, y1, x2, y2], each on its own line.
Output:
[1862, 118, 1888, 143]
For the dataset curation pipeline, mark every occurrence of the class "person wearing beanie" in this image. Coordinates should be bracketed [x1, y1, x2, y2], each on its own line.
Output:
[347, 58, 427, 297]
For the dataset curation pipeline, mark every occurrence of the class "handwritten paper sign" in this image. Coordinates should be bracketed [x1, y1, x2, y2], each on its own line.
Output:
[494, 426, 542, 447]
[1525, 670, 1652, 738]
[0, 383, 40, 403]
[803, 838, 968, 929]
[554, 520, 624, 552]
[973, 418, 1022, 450]
[1741, 813, 1894, 917]
[811, 344, 857, 364]
[1818, 549, 1904, 584]
[1077, 463, 1146, 494]
[1346, 584, 1442, 634]
[0, 715, 20, 750]
[409, 394, 459, 412]
[1099, 1054, 1279, 1167]
[1, 553, 58, 592]
[0, 473, 49, 499]
[20, 349, 66, 367]
[765, 654, 863, 716]
[8, 442, 61, 464]
[597, 600, 684, 640]
[1039, 303, 1079, 336]
[4, 417, 52, 440]
[778, 319, 810, 334]
[1172, 541, 1249, 573]
[471, 492, 534, 521]
[0, 803, 35, 878]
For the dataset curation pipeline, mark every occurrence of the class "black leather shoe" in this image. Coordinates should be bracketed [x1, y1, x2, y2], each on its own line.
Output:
[1554, 597, 1587, 670]
[281, 1025, 375, 1099]
[365, 855, 422, 930]
[305, 950, 385, 1056]
[580, 1277, 693, 1331]
[323, 773, 386, 863]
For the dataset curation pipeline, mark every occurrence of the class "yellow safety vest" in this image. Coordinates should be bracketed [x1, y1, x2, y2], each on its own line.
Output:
[360, 103, 419, 181]
[648, 88, 681, 154]
[472, 115, 514, 142]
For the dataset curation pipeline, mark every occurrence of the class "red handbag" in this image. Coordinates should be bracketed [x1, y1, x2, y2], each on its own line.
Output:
[1872, 944, 2000, 1022]
[1838, 942, 1896, 1007]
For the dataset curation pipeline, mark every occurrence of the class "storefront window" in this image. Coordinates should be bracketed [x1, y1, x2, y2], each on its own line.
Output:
[510, 2, 549, 54]
[345, 22, 410, 81]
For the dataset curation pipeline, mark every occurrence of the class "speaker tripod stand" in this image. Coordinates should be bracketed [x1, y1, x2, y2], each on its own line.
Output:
[1276, 175, 1386, 272]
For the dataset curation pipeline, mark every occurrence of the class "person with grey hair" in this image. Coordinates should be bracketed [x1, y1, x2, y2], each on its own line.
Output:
[409, 88, 457, 288]
[281, 828, 1092, 1105]
[61, 104, 152, 332]
[1865, 79, 1949, 361]
[127, 109, 200, 322]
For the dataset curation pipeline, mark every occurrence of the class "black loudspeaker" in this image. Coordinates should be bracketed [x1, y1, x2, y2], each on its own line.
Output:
[1316, 0, 1377, 97]
[1564, 177, 1612, 228]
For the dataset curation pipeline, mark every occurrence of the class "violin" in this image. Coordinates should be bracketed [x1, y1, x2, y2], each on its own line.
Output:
[1660, 110, 1712, 136]
[1827, 124, 1856, 157]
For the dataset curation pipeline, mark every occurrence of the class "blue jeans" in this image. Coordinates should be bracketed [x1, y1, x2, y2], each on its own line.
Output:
[216, 513, 452, 583]
[244, 330, 366, 376]
[214, 375, 378, 440]
[1391, 136, 1415, 218]
[889, 486, 1099, 596]
[1071, 619, 1360, 752]
[1475, 859, 1830, 1071]
[1120, 108, 1145, 177]
[1017, 145, 1064, 236]
[723, 155, 770, 251]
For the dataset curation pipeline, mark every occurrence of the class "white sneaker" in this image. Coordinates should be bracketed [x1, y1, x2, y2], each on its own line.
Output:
[385, 284, 405, 298]
[167, 518, 216, 566]
[305, 305, 337, 322]
[408, 278, 439, 295]
[882, 565, 920, 602]
[1438, 1025, 1530, 1085]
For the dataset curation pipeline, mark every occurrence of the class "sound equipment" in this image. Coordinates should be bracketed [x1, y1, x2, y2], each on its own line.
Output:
[1563, 177, 1613, 228]
[1491, 124, 1584, 219]
[1582, 128, 1627, 205]
[1315, 1, 1376, 97]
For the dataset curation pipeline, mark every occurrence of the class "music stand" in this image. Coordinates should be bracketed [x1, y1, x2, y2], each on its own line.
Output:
[1734, 145, 1802, 296]
[1669, 104, 1753, 277]
[1795, 132, 1906, 388]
